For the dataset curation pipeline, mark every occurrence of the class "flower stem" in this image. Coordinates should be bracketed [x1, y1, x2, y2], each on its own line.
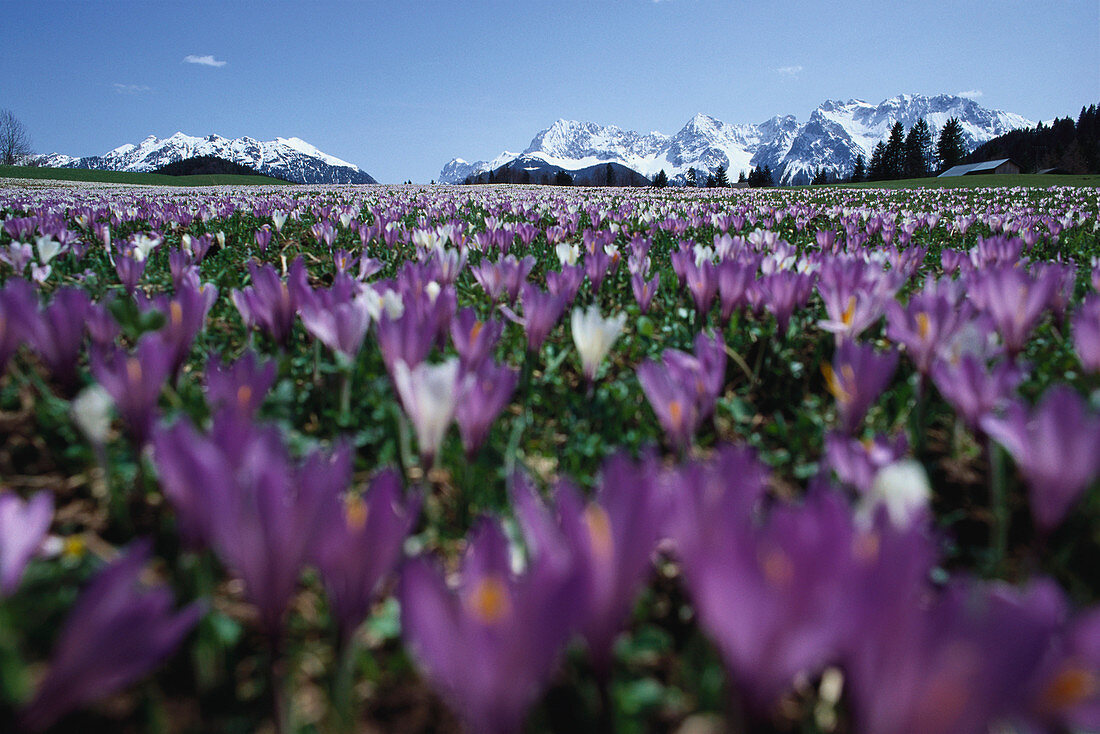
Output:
[987, 437, 1009, 575]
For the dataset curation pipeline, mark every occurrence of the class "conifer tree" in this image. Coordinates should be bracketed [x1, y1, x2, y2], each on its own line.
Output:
[686, 167, 697, 187]
[850, 153, 865, 182]
[936, 117, 966, 171]
[884, 121, 906, 179]
[904, 118, 933, 178]
[714, 165, 729, 187]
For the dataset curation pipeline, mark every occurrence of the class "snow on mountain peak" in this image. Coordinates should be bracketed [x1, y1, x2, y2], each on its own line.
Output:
[439, 93, 1034, 185]
[40, 133, 376, 184]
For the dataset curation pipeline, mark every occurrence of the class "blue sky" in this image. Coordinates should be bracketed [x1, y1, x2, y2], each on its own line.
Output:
[3, 0, 1097, 183]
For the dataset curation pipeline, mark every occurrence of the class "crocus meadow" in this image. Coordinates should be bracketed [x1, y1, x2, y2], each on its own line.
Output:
[0, 179, 1098, 733]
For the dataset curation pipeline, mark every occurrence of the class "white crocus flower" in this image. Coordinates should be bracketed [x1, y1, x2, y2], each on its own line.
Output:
[392, 358, 461, 464]
[555, 242, 580, 266]
[858, 459, 931, 529]
[272, 212, 288, 233]
[35, 235, 62, 265]
[130, 233, 161, 262]
[71, 385, 114, 445]
[571, 304, 627, 382]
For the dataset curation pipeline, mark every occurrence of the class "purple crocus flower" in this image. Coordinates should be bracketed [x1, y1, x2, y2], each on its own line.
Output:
[139, 281, 218, 377]
[637, 331, 726, 451]
[0, 279, 35, 373]
[0, 490, 52, 597]
[546, 263, 584, 305]
[455, 359, 518, 456]
[154, 413, 347, 636]
[1072, 293, 1100, 373]
[824, 431, 910, 494]
[298, 282, 373, 360]
[631, 270, 659, 314]
[450, 307, 503, 371]
[674, 477, 863, 711]
[758, 270, 814, 334]
[23, 287, 92, 393]
[400, 515, 582, 734]
[254, 225, 273, 251]
[231, 258, 308, 347]
[499, 283, 566, 353]
[981, 386, 1100, 532]
[969, 265, 1059, 358]
[91, 333, 174, 447]
[204, 350, 276, 419]
[823, 340, 899, 435]
[1019, 604, 1100, 733]
[113, 251, 147, 294]
[930, 354, 1024, 432]
[19, 541, 203, 732]
[585, 246, 614, 293]
[885, 287, 973, 376]
[311, 469, 419, 644]
[516, 453, 665, 677]
[374, 289, 444, 376]
[682, 257, 719, 316]
[717, 257, 757, 320]
[844, 577, 1064, 734]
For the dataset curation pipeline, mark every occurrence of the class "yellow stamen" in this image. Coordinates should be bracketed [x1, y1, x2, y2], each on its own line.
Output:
[127, 358, 143, 385]
[585, 505, 614, 560]
[841, 296, 857, 326]
[1041, 666, 1099, 712]
[668, 400, 683, 430]
[466, 576, 511, 625]
[344, 495, 369, 531]
[852, 532, 881, 563]
[760, 549, 794, 587]
[237, 384, 253, 407]
[170, 300, 183, 327]
[916, 312, 931, 341]
[822, 363, 850, 403]
[470, 321, 484, 343]
[63, 535, 85, 560]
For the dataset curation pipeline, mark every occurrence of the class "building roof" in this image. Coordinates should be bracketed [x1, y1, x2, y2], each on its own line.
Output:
[938, 159, 1017, 177]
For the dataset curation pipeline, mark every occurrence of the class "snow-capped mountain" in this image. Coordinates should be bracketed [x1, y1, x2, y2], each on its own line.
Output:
[438, 94, 1033, 185]
[35, 132, 377, 184]
[437, 151, 517, 185]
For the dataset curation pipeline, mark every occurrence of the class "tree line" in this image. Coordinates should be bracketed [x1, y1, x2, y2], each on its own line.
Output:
[967, 104, 1099, 174]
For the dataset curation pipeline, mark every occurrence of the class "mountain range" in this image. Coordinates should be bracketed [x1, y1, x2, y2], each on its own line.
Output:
[439, 94, 1034, 185]
[34, 132, 377, 185]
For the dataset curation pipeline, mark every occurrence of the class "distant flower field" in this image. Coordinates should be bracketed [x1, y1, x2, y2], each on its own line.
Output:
[0, 181, 1098, 733]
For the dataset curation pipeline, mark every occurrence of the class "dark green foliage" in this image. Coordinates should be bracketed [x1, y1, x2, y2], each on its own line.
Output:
[850, 153, 865, 182]
[651, 169, 669, 188]
[936, 117, 967, 171]
[883, 121, 906, 179]
[713, 165, 729, 187]
[154, 156, 281, 179]
[553, 170, 574, 186]
[903, 118, 933, 178]
[969, 104, 1100, 174]
[747, 164, 773, 187]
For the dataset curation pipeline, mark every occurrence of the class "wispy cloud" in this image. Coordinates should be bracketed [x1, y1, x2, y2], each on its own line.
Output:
[956, 89, 983, 99]
[776, 65, 803, 77]
[184, 54, 227, 67]
[113, 83, 152, 94]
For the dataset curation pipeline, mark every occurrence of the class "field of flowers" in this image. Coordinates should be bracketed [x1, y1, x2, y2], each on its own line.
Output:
[0, 180, 1098, 733]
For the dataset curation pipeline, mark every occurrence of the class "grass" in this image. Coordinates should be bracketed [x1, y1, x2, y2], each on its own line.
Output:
[842, 173, 1100, 189]
[0, 164, 291, 187]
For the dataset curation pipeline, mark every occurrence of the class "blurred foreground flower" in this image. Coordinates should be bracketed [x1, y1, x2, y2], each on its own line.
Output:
[0, 490, 52, 597]
[400, 516, 582, 734]
[19, 541, 202, 732]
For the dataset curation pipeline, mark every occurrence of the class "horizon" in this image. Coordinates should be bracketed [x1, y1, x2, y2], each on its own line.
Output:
[3, 1, 1097, 183]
